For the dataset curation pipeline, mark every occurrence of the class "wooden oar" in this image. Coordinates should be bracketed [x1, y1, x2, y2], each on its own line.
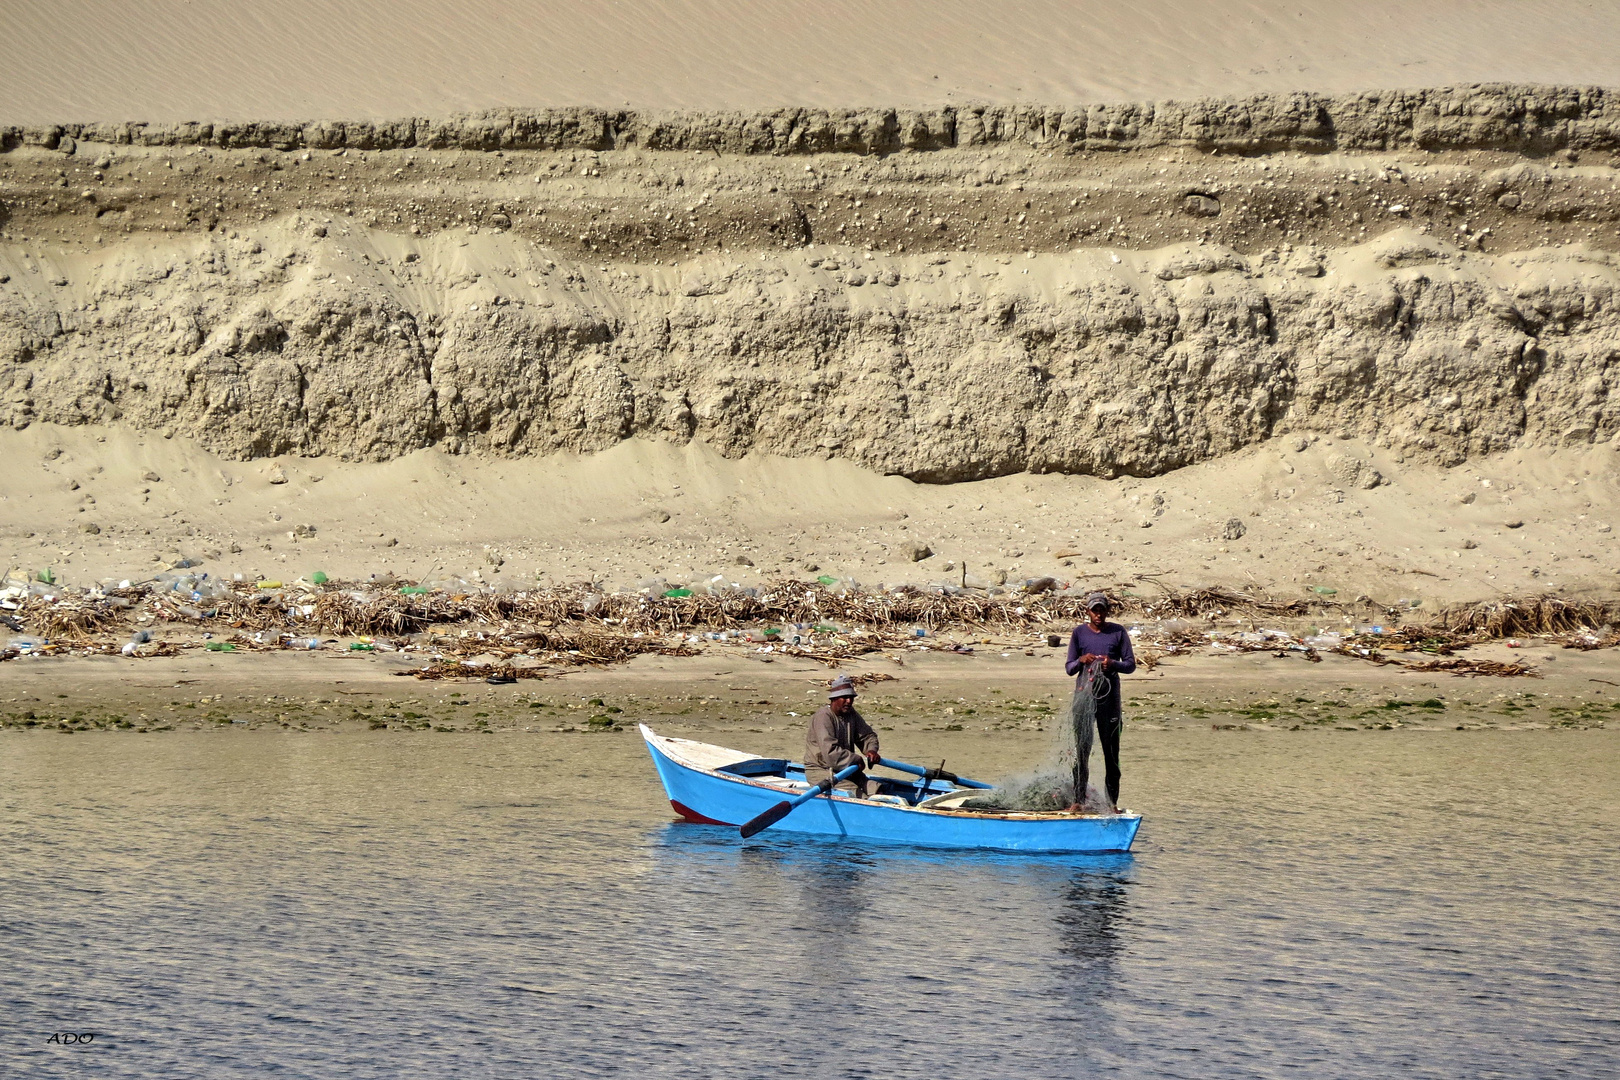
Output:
[875, 756, 995, 790]
[739, 763, 861, 838]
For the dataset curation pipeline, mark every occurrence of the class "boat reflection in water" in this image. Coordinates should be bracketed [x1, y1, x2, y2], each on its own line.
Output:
[648, 821, 1137, 1053]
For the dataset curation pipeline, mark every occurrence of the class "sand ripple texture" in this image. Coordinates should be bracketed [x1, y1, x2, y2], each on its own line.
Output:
[0, 5, 1619, 120]
[1, 729, 1616, 1078]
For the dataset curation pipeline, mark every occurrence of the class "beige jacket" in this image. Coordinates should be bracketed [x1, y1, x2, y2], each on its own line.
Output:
[804, 703, 879, 772]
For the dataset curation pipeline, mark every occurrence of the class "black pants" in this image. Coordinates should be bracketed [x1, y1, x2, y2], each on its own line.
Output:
[1074, 712, 1122, 807]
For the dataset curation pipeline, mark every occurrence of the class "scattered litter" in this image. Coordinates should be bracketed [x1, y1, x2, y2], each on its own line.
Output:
[1405, 658, 1539, 678]
[0, 574, 1612, 680]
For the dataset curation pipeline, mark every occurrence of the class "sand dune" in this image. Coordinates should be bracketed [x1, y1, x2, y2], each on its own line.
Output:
[3, 1, 1619, 122]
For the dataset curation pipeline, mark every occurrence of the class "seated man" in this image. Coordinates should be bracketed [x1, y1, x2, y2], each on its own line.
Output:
[804, 674, 881, 797]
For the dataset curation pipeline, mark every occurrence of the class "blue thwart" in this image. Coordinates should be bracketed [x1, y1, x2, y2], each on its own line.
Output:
[641, 725, 1141, 854]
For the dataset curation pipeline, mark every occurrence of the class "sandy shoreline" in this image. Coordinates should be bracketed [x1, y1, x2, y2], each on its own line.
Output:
[4, 641, 1615, 740]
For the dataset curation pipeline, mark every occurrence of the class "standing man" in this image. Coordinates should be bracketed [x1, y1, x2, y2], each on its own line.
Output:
[804, 674, 881, 797]
[1065, 592, 1136, 813]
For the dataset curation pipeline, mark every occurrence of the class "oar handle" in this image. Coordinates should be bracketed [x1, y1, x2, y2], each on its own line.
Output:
[791, 762, 863, 807]
[876, 756, 994, 790]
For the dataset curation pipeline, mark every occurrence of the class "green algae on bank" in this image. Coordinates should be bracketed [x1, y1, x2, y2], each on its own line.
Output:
[4, 682, 1615, 736]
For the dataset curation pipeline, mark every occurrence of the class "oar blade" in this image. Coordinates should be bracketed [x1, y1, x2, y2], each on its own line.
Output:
[739, 801, 792, 839]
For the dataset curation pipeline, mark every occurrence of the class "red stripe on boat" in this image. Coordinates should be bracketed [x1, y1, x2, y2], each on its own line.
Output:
[671, 800, 733, 826]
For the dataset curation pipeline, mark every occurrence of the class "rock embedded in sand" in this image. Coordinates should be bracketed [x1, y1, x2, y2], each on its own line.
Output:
[1182, 193, 1221, 217]
[904, 542, 934, 562]
[1222, 518, 1247, 541]
[78, 522, 100, 534]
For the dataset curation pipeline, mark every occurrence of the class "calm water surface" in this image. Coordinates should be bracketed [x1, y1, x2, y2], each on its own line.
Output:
[1, 728, 1616, 1078]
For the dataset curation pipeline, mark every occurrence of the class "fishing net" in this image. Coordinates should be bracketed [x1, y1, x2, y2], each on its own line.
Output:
[964, 661, 1113, 812]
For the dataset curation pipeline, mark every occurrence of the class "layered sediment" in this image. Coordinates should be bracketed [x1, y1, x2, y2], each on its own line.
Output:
[9, 84, 1620, 157]
[2, 85, 1619, 481]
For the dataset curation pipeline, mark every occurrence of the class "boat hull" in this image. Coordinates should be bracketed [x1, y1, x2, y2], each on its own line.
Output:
[643, 726, 1140, 855]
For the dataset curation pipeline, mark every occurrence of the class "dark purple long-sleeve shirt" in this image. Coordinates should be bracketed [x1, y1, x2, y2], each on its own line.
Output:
[1065, 621, 1136, 714]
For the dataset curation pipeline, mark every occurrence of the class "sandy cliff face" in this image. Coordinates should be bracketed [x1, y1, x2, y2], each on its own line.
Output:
[2, 86, 1618, 481]
[2, 225, 1615, 481]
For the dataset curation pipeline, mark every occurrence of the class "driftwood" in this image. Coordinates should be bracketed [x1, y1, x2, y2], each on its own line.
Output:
[5, 576, 1616, 679]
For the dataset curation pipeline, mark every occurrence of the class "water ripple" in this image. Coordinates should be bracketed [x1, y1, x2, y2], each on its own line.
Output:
[0, 729, 1615, 1078]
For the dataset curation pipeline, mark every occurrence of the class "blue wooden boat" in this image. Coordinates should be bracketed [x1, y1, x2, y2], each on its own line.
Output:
[640, 725, 1142, 854]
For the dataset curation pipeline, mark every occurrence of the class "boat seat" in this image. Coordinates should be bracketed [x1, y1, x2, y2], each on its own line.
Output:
[747, 778, 809, 792]
[916, 789, 978, 809]
[716, 757, 790, 778]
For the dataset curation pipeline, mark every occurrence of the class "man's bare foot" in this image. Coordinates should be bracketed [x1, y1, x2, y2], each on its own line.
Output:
[1063, 803, 1084, 814]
